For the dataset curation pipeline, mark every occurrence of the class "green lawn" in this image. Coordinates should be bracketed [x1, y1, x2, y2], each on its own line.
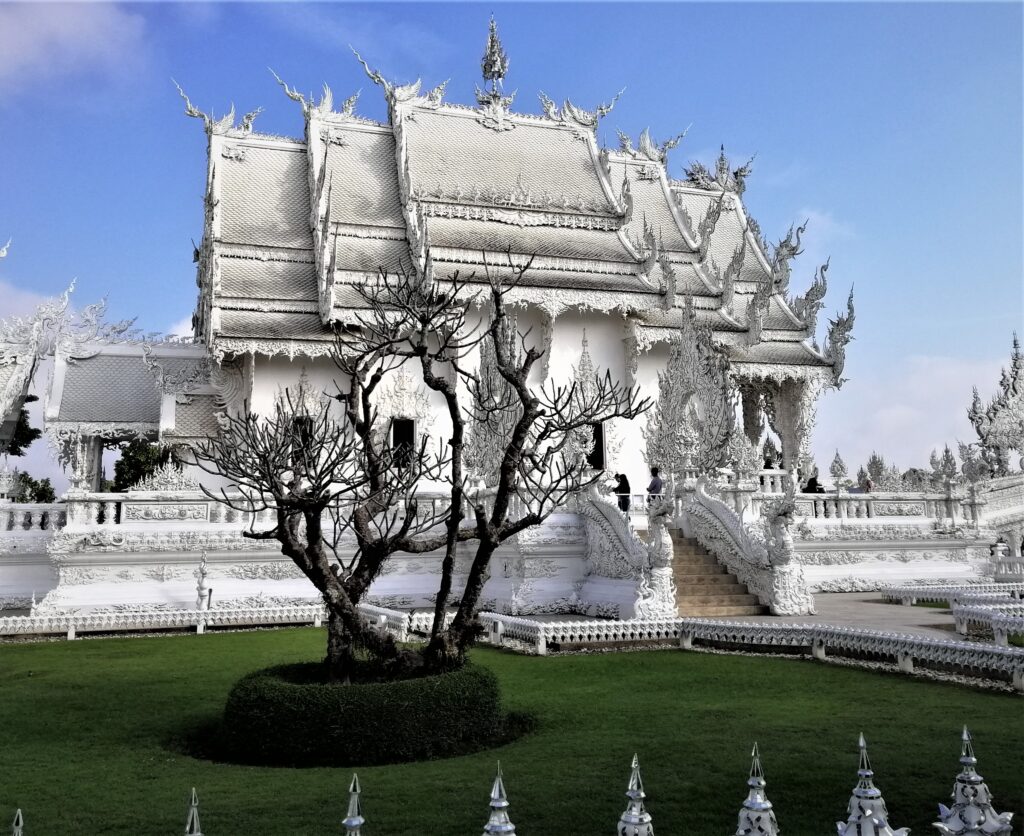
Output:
[1, 629, 1021, 835]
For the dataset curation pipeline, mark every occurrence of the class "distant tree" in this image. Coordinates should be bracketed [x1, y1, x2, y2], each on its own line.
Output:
[6, 395, 42, 457]
[112, 439, 170, 492]
[12, 472, 55, 503]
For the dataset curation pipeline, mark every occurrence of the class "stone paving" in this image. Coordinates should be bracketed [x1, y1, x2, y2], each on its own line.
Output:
[725, 591, 959, 640]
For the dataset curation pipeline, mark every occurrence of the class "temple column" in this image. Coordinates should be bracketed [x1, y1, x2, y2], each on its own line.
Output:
[68, 433, 104, 492]
[739, 384, 764, 446]
[766, 378, 824, 479]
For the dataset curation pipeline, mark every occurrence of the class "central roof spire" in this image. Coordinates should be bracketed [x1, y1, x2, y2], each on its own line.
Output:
[481, 16, 510, 94]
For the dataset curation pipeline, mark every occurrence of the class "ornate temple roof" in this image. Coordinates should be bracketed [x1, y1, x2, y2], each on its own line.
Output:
[185, 19, 853, 381]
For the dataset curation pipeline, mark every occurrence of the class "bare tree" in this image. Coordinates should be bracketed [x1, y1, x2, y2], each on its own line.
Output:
[194, 258, 650, 680]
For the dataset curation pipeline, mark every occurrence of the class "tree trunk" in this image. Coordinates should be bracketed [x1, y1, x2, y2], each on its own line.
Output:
[325, 608, 357, 683]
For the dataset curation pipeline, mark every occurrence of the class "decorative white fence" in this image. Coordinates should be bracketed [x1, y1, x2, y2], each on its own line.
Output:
[0, 503, 65, 532]
[476, 612, 1024, 690]
[881, 583, 1024, 607]
[5, 727, 1014, 836]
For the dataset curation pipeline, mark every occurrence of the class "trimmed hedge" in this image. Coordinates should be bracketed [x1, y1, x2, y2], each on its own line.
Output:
[218, 661, 520, 766]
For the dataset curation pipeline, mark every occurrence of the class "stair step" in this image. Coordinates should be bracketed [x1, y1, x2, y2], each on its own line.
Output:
[674, 575, 740, 587]
[678, 604, 770, 617]
[675, 592, 761, 606]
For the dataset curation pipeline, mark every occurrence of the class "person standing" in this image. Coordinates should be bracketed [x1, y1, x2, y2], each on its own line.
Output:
[647, 467, 663, 503]
[613, 473, 631, 513]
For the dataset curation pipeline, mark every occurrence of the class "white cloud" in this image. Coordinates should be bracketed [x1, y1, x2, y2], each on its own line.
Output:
[812, 353, 1004, 477]
[0, 4, 146, 93]
[0, 278, 48, 319]
[165, 314, 194, 339]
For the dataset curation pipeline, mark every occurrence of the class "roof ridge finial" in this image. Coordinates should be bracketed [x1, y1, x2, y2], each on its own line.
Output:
[482, 762, 515, 835]
[736, 742, 779, 836]
[343, 773, 365, 835]
[481, 15, 510, 95]
[185, 787, 203, 836]
[934, 726, 1014, 835]
[617, 753, 654, 836]
[836, 734, 909, 836]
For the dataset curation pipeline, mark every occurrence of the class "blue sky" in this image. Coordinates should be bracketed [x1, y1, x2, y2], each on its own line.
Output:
[1, 2, 1021, 484]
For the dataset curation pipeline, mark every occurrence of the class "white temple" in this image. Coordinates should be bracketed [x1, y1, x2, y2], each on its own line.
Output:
[1, 21, 1022, 619]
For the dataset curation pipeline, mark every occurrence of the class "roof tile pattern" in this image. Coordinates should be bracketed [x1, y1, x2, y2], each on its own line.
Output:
[57, 355, 162, 424]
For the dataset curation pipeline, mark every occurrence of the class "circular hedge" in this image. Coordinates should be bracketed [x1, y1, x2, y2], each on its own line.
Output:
[218, 661, 523, 767]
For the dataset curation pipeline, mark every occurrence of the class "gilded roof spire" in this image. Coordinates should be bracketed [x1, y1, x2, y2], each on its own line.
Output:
[481, 16, 510, 94]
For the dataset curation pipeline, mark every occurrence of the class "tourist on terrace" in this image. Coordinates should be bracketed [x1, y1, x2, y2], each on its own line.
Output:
[613, 473, 631, 514]
[803, 470, 824, 494]
[647, 467, 663, 504]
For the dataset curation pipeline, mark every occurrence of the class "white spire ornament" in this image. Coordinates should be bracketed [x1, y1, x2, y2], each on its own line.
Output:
[933, 727, 1013, 835]
[836, 734, 909, 836]
[618, 753, 654, 836]
[342, 773, 366, 835]
[11, 809, 23, 836]
[735, 743, 779, 836]
[185, 787, 203, 836]
[482, 763, 515, 835]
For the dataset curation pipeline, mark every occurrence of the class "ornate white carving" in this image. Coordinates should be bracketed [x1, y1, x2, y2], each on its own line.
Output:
[130, 461, 201, 493]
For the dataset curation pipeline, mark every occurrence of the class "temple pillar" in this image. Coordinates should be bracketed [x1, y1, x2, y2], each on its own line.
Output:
[739, 384, 764, 446]
[766, 378, 824, 479]
[68, 433, 104, 492]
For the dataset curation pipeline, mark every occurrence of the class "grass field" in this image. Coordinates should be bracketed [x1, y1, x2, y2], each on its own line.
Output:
[1, 628, 1021, 835]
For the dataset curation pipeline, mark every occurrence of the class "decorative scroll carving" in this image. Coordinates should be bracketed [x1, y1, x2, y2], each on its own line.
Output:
[409, 180, 614, 217]
[130, 461, 201, 493]
[683, 146, 754, 196]
[789, 257, 829, 335]
[768, 221, 806, 295]
[695, 193, 726, 263]
[540, 88, 624, 133]
[174, 80, 262, 136]
[823, 288, 856, 384]
[123, 503, 209, 522]
[142, 345, 211, 394]
[617, 127, 687, 164]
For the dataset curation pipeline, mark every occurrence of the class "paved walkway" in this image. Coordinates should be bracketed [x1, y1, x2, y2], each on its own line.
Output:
[721, 592, 959, 640]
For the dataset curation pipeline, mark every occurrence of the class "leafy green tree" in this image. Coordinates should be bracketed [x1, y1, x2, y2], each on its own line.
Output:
[111, 439, 170, 492]
[13, 472, 55, 503]
[6, 395, 42, 457]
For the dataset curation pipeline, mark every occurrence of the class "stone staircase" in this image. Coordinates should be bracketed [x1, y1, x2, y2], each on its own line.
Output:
[670, 532, 769, 617]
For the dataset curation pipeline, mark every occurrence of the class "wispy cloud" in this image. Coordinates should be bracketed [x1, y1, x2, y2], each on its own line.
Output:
[0, 278, 49, 319]
[812, 353, 1003, 476]
[0, 4, 146, 93]
[256, 5, 451, 82]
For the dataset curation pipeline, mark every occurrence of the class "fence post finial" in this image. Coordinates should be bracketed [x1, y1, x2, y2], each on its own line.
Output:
[482, 762, 515, 835]
[735, 742, 779, 836]
[343, 773, 365, 835]
[835, 734, 908, 836]
[617, 753, 654, 836]
[185, 787, 203, 836]
[933, 726, 1013, 835]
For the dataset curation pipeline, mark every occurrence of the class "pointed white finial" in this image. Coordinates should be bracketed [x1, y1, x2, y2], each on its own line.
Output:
[482, 762, 515, 835]
[618, 753, 654, 836]
[934, 726, 1013, 835]
[736, 742, 779, 836]
[11, 809, 23, 836]
[836, 734, 908, 836]
[343, 773, 365, 835]
[185, 787, 203, 836]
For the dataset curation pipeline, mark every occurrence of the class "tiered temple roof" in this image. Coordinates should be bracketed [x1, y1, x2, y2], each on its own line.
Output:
[187, 20, 853, 384]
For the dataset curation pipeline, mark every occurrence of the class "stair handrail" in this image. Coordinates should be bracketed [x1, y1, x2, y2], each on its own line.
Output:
[684, 476, 815, 615]
[576, 483, 650, 581]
